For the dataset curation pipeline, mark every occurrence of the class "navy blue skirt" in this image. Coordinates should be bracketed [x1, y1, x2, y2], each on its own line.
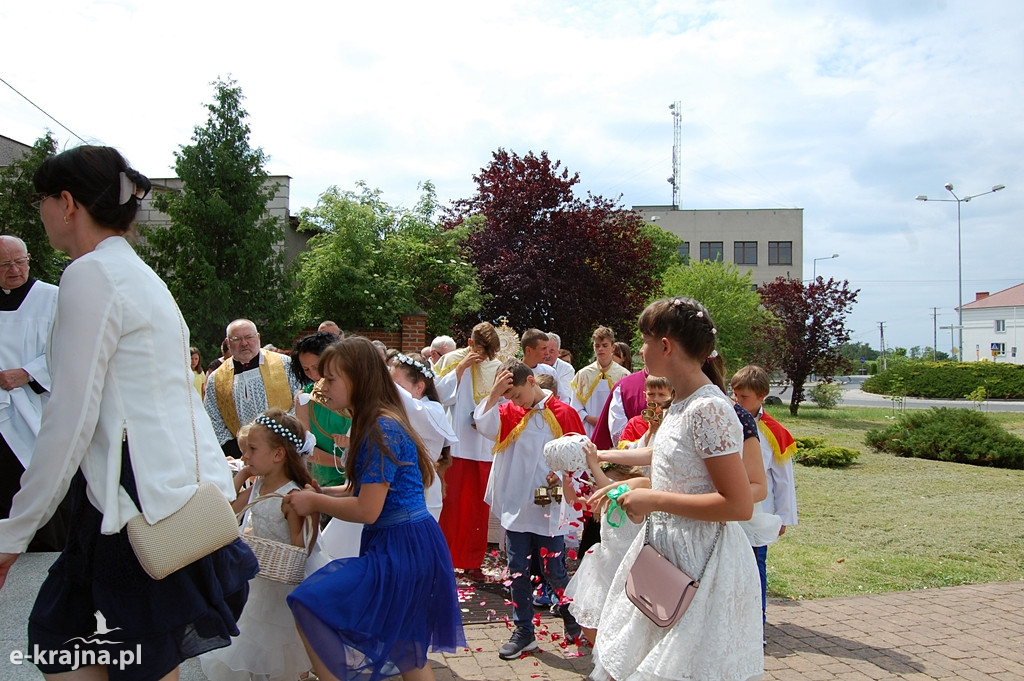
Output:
[288, 507, 465, 680]
[27, 444, 258, 680]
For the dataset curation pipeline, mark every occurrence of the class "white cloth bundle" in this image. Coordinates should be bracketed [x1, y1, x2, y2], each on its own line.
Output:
[542, 433, 591, 473]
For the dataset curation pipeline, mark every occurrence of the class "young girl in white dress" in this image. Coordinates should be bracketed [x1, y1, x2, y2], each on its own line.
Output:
[563, 455, 644, 647]
[202, 409, 317, 681]
[390, 352, 457, 521]
[588, 297, 763, 681]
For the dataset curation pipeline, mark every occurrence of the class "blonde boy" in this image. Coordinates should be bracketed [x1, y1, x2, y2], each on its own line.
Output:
[616, 375, 673, 447]
[570, 326, 630, 438]
[731, 364, 798, 623]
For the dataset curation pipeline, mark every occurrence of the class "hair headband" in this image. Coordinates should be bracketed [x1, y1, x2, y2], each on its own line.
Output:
[395, 353, 435, 379]
[254, 414, 305, 449]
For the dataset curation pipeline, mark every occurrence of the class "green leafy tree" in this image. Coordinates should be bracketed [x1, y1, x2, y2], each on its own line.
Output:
[656, 259, 771, 371]
[640, 223, 685, 275]
[839, 341, 879, 363]
[0, 133, 68, 283]
[137, 78, 288, 355]
[290, 181, 483, 335]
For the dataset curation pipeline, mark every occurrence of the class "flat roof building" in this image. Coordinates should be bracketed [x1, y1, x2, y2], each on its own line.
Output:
[632, 205, 804, 285]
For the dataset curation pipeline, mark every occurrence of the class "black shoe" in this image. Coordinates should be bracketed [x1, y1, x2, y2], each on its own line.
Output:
[498, 627, 539, 659]
[556, 603, 582, 643]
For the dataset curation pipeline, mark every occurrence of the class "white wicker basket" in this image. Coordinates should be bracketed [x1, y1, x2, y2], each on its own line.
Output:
[238, 493, 314, 585]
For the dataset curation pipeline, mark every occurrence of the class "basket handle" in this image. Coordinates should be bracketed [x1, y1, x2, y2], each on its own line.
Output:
[237, 492, 319, 555]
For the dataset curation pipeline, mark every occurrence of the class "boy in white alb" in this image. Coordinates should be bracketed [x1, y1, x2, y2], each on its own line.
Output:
[475, 359, 585, 659]
[570, 326, 630, 438]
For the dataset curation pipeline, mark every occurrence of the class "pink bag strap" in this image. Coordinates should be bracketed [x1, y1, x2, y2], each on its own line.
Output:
[642, 514, 724, 582]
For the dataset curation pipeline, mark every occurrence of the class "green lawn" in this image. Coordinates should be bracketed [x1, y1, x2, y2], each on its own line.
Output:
[762, 404, 1024, 600]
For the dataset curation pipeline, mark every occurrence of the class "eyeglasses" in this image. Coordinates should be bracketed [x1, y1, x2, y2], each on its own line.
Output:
[0, 256, 31, 271]
[28, 192, 59, 210]
[228, 334, 259, 344]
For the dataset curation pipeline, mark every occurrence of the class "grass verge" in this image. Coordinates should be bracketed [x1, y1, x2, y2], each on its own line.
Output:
[763, 404, 1024, 600]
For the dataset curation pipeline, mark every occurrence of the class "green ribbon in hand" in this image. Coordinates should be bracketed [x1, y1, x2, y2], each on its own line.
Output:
[605, 483, 631, 528]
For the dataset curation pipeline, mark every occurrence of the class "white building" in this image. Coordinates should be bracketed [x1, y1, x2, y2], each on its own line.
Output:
[960, 284, 1024, 364]
[632, 205, 804, 285]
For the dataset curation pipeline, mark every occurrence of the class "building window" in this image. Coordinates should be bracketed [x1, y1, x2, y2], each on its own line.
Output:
[768, 241, 792, 266]
[700, 241, 723, 262]
[677, 241, 689, 260]
[995, 319, 1006, 333]
[734, 241, 757, 265]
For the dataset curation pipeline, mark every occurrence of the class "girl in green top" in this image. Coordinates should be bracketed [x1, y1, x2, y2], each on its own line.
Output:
[292, 332, 351, 488]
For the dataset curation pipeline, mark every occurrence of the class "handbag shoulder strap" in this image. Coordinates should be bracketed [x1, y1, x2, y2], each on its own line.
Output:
[176, 306, 201, 483]
[642, 514, 725, 582]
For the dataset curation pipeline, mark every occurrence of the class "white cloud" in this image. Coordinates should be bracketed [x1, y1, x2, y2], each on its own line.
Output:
[3, 0, 1021, 350]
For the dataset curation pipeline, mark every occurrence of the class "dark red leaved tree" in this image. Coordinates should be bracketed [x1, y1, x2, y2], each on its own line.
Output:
[444, 149, 659, 355]
[754, 276, 859, 415]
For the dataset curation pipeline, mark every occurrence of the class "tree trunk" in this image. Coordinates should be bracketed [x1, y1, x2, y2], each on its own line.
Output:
[789, 378, 805, 416]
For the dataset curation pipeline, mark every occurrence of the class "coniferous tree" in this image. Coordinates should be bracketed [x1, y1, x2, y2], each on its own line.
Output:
[138, 78, 288, 356]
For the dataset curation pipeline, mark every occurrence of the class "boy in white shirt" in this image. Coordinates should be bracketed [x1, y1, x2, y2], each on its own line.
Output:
[475, 359, 585, 659]
[570, 326, 630, 438]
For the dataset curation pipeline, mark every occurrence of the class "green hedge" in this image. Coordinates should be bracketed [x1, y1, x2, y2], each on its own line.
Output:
[862, 362, 1024, 399]
[865, 407, 1024, 469]
[793, 436, 860, 468]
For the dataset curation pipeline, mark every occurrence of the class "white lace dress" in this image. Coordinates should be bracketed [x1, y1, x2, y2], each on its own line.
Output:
[591, 384, 764, 681]
[565, 505, 644, 628]
[201, 478, 312, 681]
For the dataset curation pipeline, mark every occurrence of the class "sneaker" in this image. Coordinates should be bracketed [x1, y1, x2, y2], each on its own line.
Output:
[555, 603, 582, 643]
[498, 627, 539, 659]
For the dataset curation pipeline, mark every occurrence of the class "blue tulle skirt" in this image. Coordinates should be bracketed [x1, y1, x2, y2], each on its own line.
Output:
[288, 507, 465, 680]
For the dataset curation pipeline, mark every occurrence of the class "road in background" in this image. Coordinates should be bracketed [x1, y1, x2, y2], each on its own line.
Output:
[769, 375, 1024, 413]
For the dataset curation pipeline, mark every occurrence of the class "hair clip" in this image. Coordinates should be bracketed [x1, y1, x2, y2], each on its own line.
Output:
[696, 311, 704, 318]
[706, 349, 719, 363]
[711, 327, 718, 335]
[254, 414, 304, 447]
[396, 353, 435, 379]
[118, 172, 148, 205]
[671, 297, 684, 308]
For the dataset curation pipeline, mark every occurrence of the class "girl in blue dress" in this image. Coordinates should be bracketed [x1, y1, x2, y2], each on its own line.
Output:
[285, 336, 465, 681]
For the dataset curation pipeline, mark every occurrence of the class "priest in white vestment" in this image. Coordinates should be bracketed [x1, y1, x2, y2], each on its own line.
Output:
[0, 235, 67, 550]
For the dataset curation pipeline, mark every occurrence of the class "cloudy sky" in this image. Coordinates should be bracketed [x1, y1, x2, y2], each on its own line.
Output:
[3, 0, 1021, 352]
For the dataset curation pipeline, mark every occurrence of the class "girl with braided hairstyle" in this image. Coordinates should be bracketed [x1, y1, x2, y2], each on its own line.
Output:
[587, 297, 763, 681]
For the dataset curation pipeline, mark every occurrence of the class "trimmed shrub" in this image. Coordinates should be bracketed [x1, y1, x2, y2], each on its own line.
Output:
[865, 407, 1024, 469]
[862, 362, 1024, 399]
[808, 382, 844, 409]
[794, 436, 860, 468]
[795, 445, 860, 468]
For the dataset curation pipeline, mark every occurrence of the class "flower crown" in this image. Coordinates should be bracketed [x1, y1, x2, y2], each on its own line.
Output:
[396, 353, 435, 379]
[670, 297, 718, 336]
[254, 414, 304, 448]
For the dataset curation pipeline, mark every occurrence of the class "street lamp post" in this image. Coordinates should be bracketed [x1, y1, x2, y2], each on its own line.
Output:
[812, 253, 839, 281]
[916, 183, 1005, 361]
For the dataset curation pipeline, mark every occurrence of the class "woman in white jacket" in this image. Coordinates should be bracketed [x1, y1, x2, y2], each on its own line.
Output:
[0, 145, 258, 680]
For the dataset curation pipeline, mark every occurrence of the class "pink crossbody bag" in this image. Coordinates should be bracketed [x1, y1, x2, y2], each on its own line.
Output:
[625, 517, 723, 628]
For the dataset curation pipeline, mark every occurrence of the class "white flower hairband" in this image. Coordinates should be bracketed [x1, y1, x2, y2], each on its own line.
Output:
[396, 353, 435, 379]
[254, 414, 307, 451]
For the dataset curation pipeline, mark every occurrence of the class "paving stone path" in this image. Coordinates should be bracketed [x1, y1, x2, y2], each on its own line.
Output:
[2, 553, 1021, 680]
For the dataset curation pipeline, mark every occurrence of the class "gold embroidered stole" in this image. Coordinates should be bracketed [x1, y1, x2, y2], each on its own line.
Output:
[213, 351, 292, 436]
